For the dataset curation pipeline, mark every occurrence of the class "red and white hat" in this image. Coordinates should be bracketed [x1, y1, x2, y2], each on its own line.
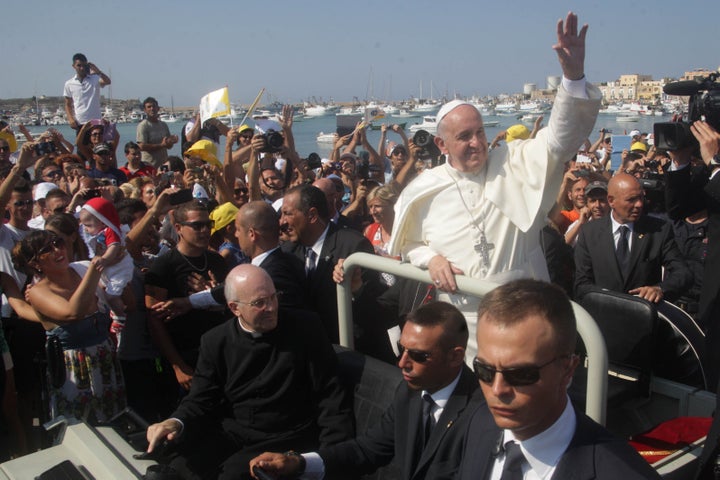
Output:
[81, 197, 122, 238]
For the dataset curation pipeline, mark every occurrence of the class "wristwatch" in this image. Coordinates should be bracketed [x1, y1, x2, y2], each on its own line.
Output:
[284, 450, 306, 474]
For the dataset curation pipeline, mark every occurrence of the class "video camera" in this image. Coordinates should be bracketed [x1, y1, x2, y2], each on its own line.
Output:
[654, 72, 720, 150]
[412, 129, 443, 166]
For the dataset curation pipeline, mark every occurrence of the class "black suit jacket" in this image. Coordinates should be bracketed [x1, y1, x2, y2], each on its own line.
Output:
[320, 366, 480, 480]
[283, 222, 388, 345]
[457, 403, 661, 480]
[574, 214, 691, 301]
[258, 247, 308, 309]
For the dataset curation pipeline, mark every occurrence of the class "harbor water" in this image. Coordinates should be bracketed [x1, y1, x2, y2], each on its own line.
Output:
[17, 111, 668, 173]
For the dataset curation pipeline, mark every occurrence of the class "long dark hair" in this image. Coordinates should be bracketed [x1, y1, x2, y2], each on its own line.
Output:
[12, 230, 56, 277]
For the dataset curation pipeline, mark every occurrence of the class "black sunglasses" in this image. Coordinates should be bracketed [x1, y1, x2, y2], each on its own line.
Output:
[472, 355, 569, 387]
[44, 170, 63, 178]
[13, 199, 34, 207]
[396, 341, 432, 363]
[180, 220, 214, 231]
[0, 146, 10, 152]
[34, 236, 66, 260]
[234, 187, 248, 195]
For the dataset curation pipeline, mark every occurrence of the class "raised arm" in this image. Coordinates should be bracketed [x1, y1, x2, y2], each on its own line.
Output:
[28, 260, 103, 323]
[553, 11, 587, 81]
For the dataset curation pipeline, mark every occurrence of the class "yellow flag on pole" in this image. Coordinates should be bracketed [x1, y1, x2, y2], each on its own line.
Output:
[199, 87, 231, 123]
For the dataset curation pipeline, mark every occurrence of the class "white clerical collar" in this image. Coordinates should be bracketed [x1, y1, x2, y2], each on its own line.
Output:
[251, 246, 279, 266]
[237, 318, 262, 338]
[443, 159, 484, 179]
[502, 397, 576, 478]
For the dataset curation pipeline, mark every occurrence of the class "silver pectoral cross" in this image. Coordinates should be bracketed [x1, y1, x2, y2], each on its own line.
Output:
[474, 233, 494, 270]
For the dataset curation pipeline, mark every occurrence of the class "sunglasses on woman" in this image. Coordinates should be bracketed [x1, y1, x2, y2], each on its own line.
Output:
[33, 236, 66, 261]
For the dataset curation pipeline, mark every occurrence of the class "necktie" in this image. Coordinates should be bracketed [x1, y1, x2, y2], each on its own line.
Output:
[421, 393, 436, 446]
[616, 225, 630, 275]
[500, 441, 525, 480]
[305, 247, 317, 276]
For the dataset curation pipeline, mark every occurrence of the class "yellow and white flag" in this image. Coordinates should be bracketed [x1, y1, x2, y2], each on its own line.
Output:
[199, 87, 231, 123]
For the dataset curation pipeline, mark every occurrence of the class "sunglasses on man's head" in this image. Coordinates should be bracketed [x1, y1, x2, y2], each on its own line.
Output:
[180, 220, 214, 231]
[472, 355, 569, 387]
[396, 341, 432, 363]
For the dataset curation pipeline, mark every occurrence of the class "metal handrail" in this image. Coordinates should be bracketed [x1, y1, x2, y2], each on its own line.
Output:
[336, 252, 608, 425]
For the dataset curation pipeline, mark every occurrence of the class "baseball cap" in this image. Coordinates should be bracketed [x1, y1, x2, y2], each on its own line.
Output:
[584, 181, 608, 196]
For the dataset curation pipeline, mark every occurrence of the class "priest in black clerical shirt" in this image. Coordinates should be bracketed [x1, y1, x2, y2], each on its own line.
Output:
[146, 265, 354, 480]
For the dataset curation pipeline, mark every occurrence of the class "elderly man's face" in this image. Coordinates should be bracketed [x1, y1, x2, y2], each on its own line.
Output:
[435, 105, 488, 173]
[229, 272, 278, 333]
[475, 313, 578, 441]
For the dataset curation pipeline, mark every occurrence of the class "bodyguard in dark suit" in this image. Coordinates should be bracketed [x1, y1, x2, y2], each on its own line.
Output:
[145, 265, 353, 480]
[574, 173, 691, 303]
[458, 279, 659, 479]
[663, 120, 720, 478]
[250, 301, 481, 480]
[280, 184, 391, 360]
[234, 201, 307, 309]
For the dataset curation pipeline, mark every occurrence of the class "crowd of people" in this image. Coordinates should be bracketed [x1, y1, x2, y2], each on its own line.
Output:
[0, 10, 719, 480]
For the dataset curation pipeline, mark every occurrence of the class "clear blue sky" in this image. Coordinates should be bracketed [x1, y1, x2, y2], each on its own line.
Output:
[3, 0, 717, 108]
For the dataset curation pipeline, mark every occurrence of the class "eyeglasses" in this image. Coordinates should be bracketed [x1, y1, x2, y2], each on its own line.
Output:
[235, 291, 281, 309]
[43, 170, 63, 178]
[396, 341, 432, 363]
[12, 199, 34, 207]
[90, 132, 103, 137]
[240, 135, 253, 140]
[180, 220, 214, 231]
[234, 187, 248, 195]
[472, 355, 570, 387]
[33, 236, 66, 261]
[0, 146, 10, 152]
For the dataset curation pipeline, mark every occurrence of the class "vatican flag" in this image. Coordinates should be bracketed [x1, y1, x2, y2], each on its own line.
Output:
[199, 87, 231, 124]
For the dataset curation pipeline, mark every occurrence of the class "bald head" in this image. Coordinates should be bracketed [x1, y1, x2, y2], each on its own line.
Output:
[237, 201, 279, 237]
[608, 173, 640, 197]
[313, 177, 339, 216]
[225, 264, 273, 302]
[607, 173, 644, 224]
[225, 264, 278, 333]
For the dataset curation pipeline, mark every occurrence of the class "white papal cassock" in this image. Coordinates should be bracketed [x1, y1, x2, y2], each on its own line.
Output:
[389, 79, 602, 364]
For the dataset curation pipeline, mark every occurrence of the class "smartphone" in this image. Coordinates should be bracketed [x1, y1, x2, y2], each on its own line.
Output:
[169, 189, 194, 206]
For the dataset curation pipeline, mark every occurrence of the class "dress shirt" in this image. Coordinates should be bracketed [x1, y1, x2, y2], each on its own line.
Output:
[490, 398, 576, 480]
[252, 246, 279, 266]
[421, 369, 462, 425]
[307, 224, 330, 270]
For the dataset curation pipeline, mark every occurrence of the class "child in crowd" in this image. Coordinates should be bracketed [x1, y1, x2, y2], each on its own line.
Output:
[79, 197, 134, 335]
